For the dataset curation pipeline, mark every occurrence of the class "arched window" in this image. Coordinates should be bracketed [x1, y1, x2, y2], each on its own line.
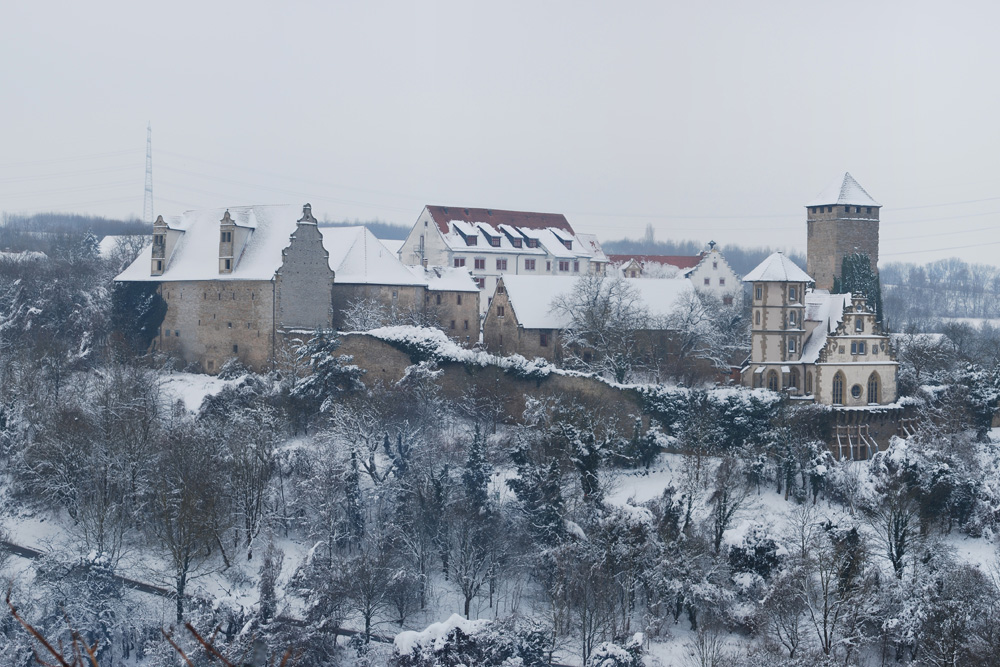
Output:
[788, 369, 799, 390]
[805, 371, 813, 394]
[867, 373, 880, 404]
[755, 310, 761, 325]
[832, 372, 845, 405]
[767, 370, 779, 392]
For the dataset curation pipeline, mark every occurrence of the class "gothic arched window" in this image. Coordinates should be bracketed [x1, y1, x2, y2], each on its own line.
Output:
[867, 373, 880, 404]
[832, 372, 845, 405]
[767, 370, 779, 392]
[805, 371, 813, 394]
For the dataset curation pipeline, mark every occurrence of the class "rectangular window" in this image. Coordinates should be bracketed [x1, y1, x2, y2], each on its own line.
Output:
[436, 294, 442, 305]
[525, 259, 536, 270]
[851, 342, 857, 354]
[466, 236, 477, 246]
[450, 320, 456, 329]
[788, 339, 796, 353]
[859, 341, 867, 354]
[856, 318, 864, 332]
[490, 237, 500, 247]
[457, 294, 462, 305]
[527, 239, 538, 248]
[224, 259, 232, 270]
[558, 261, 569, 272]
[155, 260, 162, 272]
[496, 259, 508, 270]
[463, 320, 469, 330]
[704, 278, 710, 285]
[546, 261, 552, 271]
[723, 296, 733, 305]
[789, 286, 797, 300]
[573, 261, 580, 272]
[540, 332, 549, 347]
[232, 344, 238, 354]
[561, 240, 572, 250]
[476, 278, 485, 289]
[228, 322, 232, 329]
[175, 330, 179, 337]
[755, 286, 763, 300]
[719, 278, 725, 286]
[474, 258, 485, 270]
[497, 305, 505, 317]
[512, 238, 522, 248]
[221, 231, 232, 243]
[713, 262, 718, 269]
[454, 257, 466, 267]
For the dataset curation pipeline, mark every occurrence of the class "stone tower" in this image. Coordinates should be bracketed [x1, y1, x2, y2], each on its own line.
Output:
[806, 173, 880, 291]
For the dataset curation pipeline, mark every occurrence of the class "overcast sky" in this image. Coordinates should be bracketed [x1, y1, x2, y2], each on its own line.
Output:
[2, 1, 999, 266]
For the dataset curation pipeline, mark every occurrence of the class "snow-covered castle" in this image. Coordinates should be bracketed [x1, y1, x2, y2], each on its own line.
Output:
[741, 174, 898, 408]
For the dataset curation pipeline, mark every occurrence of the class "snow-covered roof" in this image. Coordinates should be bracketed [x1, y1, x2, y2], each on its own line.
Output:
[800, 291, 851, 363]
[806, 172, 880, 207]
[575, 233, 609, 263]
[116, 205, 301, 282]
[608, 253, 703, 271]
[499, 275, 695, 329]
[322, 227, 425, 286]
[116, 206, 427, 287]
[405, 265, 479, 292]
[379, 238, 405, 255]
[743, 252, 812, 283]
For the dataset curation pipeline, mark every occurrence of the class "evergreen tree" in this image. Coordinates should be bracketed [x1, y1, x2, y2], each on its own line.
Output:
[833, 252, 884, 325]
[462, 424, 491, 515]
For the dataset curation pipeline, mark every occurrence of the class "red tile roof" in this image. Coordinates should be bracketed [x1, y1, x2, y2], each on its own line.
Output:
[608, 253, 704, 270]
[426, 205, 574, 236]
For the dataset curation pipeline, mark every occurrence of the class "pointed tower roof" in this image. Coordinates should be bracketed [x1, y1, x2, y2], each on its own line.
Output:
[743, 252, 813, 283]
[806, 172, 880, 207]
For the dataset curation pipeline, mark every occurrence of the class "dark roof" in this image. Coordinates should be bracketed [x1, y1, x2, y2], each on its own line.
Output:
[425, 205, 574, 235]
[608, 253, 703, 270]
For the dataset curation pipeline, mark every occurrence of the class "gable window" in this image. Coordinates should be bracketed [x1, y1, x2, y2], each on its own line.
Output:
[154, 234, 165, 246]
[497, 305, 505, 317]
[454, 258, 466, 267]
[755, 285, 763, 300]
[474, 258, 485, 270]
[856, 318, 864, 332]
[713, 262, 718, 269]
[496, 259, 508, 270]
[525, 259, 536, 270]
[221, 231, 232, 243]
[558, 261, 569, 272]
[832, 372, 845, 404]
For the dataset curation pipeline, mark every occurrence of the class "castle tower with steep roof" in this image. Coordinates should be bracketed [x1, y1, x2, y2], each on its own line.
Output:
[806, 173, 880, 291]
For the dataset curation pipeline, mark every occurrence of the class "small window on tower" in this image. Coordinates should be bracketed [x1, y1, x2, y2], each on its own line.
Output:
[856, 318, 864, 332]
[755, 286, 763, 300]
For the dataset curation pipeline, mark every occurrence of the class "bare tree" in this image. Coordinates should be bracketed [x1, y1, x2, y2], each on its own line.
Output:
[551, 274, 649, 383]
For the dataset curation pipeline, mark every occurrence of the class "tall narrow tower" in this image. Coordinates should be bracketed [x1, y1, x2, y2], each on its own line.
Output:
[143, 123, 154, 224]
[805, 173, 880, 291]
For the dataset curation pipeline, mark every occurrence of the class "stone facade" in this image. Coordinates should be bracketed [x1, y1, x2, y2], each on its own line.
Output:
[425, 288, 480, 343]
[806, 208, 879, 291]
[154, 280, 276, 373]
[483, 284, 561, 362]
[331, 283, 426, 330]
[275, 211, 335, 331]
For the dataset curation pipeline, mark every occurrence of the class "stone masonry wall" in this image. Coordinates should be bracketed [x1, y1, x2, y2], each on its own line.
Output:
[332, 284, 426, 330]
[807, 214, 879, 291]
[156, 280, 275, 373]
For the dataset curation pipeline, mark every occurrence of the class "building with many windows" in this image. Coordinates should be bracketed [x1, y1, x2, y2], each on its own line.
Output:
[740, 252, 897, 406]
[398, 206, 609, 313]
[609, 242, 741, 302]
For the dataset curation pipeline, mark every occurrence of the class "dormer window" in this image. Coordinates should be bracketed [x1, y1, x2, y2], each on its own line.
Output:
[561, 240, 572, 250]
[490, 236, 500, 247]
[466, 236, 478, 246]
[856, 318, 864, 332]
[511, 238, 522, 248]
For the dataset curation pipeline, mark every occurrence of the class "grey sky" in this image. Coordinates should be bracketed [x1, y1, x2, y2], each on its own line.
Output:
[2, 1, 999, 266]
